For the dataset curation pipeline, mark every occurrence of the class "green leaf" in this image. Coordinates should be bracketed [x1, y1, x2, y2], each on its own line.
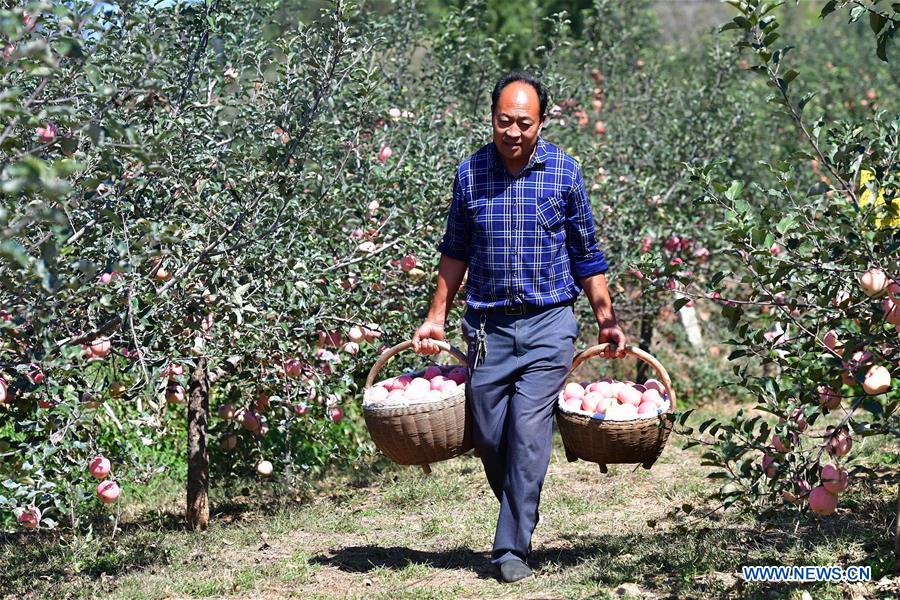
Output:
[861, 397, 884, 416]
[673, 297, 691, 312]
[798, 91, 817, 112]
[807, 182, 830, 196]
[819, 0, 838, 18]
[869, 11, 888, 35]
[725, 180, 744, 202]
[875, 30, 891, 62]
[775, 216, 796, 235]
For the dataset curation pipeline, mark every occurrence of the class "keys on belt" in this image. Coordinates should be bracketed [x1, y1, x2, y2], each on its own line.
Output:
[474, 313, 488, 369]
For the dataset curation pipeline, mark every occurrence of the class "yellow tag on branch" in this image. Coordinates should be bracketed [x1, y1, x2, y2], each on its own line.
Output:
[859, 169, 899, 229]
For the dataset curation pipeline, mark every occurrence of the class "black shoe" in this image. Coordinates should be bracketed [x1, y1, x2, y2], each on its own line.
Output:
[499, 558, 533, 583]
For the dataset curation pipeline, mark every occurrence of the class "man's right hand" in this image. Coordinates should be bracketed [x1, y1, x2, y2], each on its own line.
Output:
[412, 320, 446, 356]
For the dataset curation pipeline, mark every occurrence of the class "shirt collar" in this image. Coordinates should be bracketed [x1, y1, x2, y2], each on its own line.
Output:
[490, 136, 549, 175]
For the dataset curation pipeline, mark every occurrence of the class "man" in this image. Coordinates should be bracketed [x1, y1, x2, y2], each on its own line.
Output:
[412, 71, 626, 583]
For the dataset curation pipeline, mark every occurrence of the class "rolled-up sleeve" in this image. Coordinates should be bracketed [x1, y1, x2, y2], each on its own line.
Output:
[565, 165, 609, 278]
[437, 169, 471, 262]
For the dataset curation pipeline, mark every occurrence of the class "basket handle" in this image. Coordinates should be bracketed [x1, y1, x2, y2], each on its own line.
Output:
[570, 343, 677, 411]
[364, 340, 467, 390]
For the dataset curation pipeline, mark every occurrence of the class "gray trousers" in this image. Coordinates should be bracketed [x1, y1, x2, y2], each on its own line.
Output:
[461, 304, 578, 565]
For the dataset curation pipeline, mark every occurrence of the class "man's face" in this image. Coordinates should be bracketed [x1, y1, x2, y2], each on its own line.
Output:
[492, 82, 542, 164]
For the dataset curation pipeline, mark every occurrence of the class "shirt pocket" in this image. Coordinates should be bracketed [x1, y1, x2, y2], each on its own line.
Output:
[468, 197, 492, 234]
[536, 193, 566, 231]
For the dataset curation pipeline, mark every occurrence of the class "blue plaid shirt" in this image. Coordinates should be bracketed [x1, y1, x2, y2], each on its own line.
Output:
[439, 137, 609, 310]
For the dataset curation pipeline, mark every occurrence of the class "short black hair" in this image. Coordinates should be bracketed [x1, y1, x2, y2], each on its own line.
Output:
[490, 71, 548, 121]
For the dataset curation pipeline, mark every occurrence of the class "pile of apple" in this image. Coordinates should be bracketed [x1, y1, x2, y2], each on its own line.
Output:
[365, 364, 467, 408]
[558, 378, 670, 420]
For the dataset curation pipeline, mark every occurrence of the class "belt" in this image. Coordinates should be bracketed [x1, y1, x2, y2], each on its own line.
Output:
[476, 299, 575, 317]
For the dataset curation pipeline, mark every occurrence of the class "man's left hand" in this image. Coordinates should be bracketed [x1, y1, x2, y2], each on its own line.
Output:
[597, 321, 627, 359]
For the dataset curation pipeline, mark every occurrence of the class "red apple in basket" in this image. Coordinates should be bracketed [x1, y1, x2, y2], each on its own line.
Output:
[564, 397, 582, 411]
[608, 381, 625, 398]
[564, 382, 585, 399]
[606, 403, 637, 420]
[448, 367, 467, 384]
[641, 389, 663, 407]
[423, 365, 442, 380]
[592, 381, 614, 397]
[644, 379, 665, 394]
[438, 380, 458, 394]
[368, 386, 389, 403]
[406, 377, 431, 400]
[617, 386, 642, 407]
[386, 389, 406, 403]
[637, 402, 658, 417]
[391, 375, 412, 390]
[429, 375, 446, 390]
[581, 392, 604, 413]
[597, 396, 613, 413]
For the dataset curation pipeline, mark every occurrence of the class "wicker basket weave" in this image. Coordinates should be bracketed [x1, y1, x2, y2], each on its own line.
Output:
[556, 343, 676, 473]
[363, 340, 472, 475]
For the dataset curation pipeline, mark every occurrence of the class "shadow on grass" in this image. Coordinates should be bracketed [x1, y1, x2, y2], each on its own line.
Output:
[0, 527, 172, 598]
[310, 544, 498, 580]
[311, 494, 895, 597]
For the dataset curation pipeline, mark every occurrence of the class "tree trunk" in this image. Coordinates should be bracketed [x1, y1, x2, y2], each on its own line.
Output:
[187, 357, 210, 531]
[675, 291, 703, 348]
[636, 309, 654, 384]
[895, 485, 899, 574]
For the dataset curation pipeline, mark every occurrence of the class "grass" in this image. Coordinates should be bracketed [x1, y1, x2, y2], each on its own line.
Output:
[1, 401, 897, 600]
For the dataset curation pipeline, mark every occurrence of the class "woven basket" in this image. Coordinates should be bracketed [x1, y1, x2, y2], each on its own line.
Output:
[363, 340, 472, 475]
[556, 343, 676, 473]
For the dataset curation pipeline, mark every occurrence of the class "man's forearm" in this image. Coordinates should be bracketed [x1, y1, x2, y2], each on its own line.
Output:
[426, 254, 468, 325]
[579, 273, 618, 325]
